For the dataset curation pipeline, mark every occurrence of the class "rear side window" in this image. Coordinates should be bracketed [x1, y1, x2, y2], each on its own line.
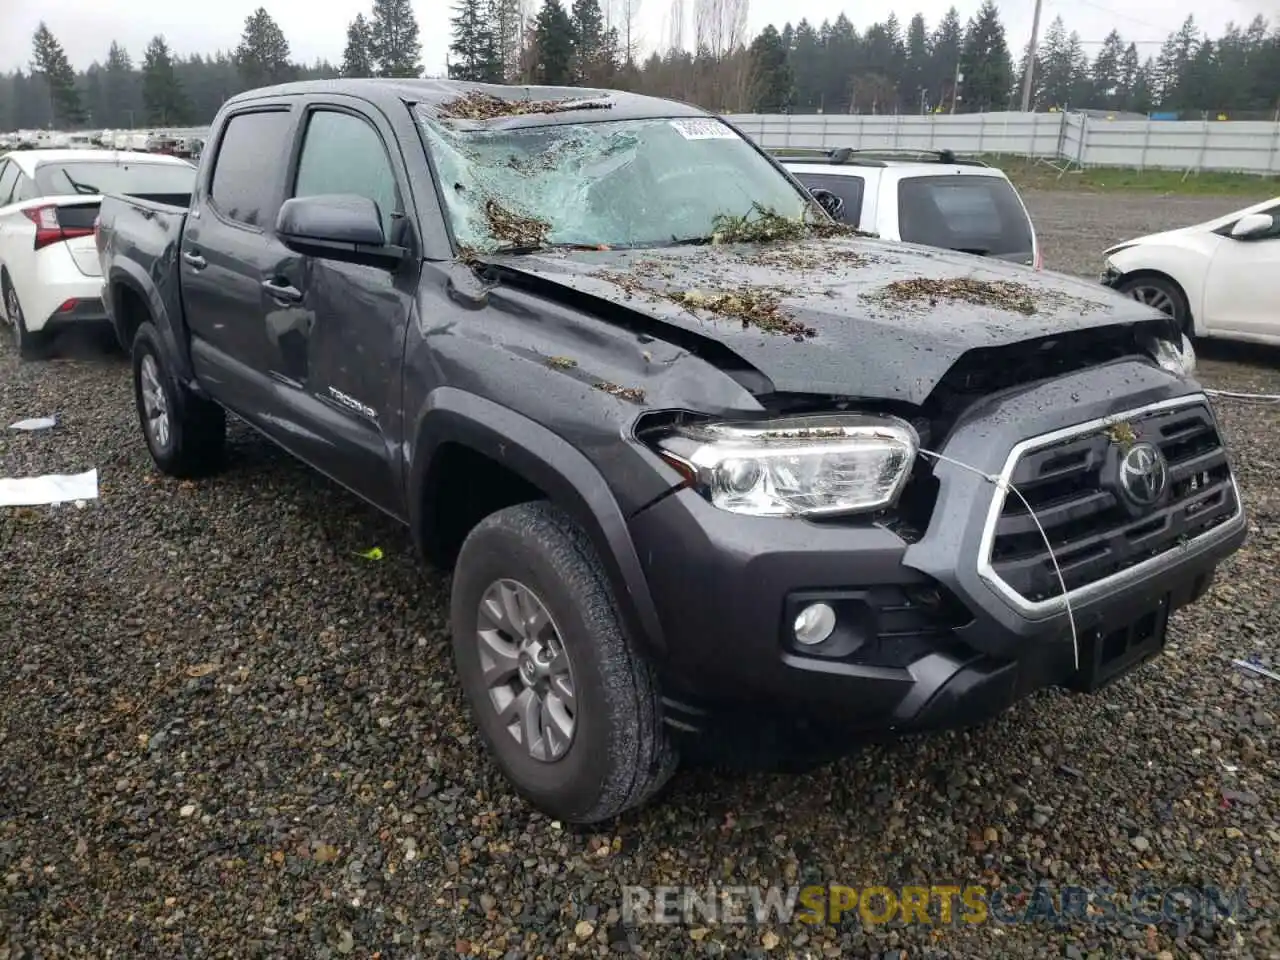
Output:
[292, 110, 401, 239]
[792, 172, 865, 228]
[33, 161, 195, 198]
[209, 110, 293, 227]
[12, 174, 38, 203]
[0, 161, 18, 206]
[897, 175, 1033, 257]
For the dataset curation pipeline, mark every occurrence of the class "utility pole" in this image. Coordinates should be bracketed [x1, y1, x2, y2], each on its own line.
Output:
[1019, 0, 1044, 112]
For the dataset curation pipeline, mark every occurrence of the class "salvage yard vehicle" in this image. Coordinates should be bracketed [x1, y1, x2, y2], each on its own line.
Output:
[0, 148, 196, 358]
[778, 147, 1042, 269]
[95, 79, 1246, 824]
[1101, 195, 1280, 347]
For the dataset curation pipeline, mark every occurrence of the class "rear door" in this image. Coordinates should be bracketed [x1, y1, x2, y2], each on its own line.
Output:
[262, 96, 420, 514]
[181, 104, 299, 426]
[895, 173, 1036, 266]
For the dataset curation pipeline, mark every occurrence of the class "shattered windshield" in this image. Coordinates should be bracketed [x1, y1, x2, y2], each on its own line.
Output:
[417, 110, 815, 251]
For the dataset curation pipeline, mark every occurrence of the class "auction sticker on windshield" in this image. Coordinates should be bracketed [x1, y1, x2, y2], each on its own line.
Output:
[669, 119, 737, 140]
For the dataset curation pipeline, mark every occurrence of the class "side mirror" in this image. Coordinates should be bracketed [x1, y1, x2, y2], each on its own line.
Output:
[1229, 212, 1274, 240]
[276, 194, 406, 265]
[810, 188, 845, 220]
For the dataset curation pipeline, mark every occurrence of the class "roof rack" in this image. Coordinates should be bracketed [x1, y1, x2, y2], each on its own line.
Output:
[771, 147, 989, 168]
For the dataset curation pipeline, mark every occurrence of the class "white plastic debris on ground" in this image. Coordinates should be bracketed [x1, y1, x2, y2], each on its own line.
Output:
[8, 416, 58, 431]
[0, 469, 99, 507]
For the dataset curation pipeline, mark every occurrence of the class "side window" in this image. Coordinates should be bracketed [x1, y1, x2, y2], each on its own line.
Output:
[292, 110, 401, 239]
[208, 109, 294, 228]
[0, 162, 18, 207]
[11, 174, 38, 204]
[794, 172, 865, 228]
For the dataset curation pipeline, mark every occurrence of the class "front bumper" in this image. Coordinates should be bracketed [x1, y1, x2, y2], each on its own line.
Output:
[627, 361, 1246, 741]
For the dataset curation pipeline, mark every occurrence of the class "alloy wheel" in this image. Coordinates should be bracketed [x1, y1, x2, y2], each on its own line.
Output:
[475, 578, 577, 762]
[139, 353, 172, 452]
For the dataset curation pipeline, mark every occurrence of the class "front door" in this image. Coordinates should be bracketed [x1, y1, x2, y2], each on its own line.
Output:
[265, 101, 420, 516]
[1200, 202, 1280, 341]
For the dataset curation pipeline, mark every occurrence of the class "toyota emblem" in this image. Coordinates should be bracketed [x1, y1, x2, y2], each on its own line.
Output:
[1118, 441, 1169, 506]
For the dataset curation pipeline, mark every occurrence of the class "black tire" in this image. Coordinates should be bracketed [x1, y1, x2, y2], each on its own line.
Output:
[450, 501, 677, 823]
[1117, 273, 1193, 337]
[131, 322, 226, 477]
[3, 276, 49, 361]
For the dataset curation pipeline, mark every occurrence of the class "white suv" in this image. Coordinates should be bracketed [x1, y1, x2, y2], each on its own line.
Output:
[780, 148, 1042, 270]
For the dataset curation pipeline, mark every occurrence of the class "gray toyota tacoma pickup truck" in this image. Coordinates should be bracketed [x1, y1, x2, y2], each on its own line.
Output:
[94, 78, 1246, 824]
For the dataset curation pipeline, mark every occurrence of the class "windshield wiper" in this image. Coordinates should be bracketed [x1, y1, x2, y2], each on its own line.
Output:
[489, 242, 611, 255]
[955, 247, 991, 256]
[61, 169, 101, 195]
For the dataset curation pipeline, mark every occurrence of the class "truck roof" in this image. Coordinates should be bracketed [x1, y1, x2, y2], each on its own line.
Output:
[224, 78, 711, 126]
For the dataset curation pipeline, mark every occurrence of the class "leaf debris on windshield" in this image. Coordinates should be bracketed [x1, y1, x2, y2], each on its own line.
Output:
[436, 91, 614, 122]
[484, 198, 551, 248]
[867, 277, 1044, 316]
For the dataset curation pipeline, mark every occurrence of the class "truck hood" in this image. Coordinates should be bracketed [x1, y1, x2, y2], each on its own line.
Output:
[481, 237, 1166, 405]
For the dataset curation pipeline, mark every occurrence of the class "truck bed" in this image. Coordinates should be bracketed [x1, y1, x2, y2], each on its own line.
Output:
[96, 192, 191, 356]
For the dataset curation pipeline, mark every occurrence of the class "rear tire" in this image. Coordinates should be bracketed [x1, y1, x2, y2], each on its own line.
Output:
[449, 501, 677, 823]
[3, 277, 49, 361]
[131, 322, 226, 478]
[1117, 273, 1193, 337]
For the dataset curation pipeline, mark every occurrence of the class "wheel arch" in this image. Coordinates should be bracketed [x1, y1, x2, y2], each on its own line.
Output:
[1115, 267, 1200, 337]
[408, 387, 668, 660]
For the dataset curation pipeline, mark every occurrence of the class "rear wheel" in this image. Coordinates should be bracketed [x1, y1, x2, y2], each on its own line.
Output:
[1117, 274, 1192, 337]
[131, 322, 226, 477]
[450, 501, 677, 823]
[3, 278, 49, 361]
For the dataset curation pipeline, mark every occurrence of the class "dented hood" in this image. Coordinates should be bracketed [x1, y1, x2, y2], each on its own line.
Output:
[482, 237, 1168, 405]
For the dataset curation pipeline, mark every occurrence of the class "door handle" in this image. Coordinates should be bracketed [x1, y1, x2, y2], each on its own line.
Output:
[182, 251, 206, 270]
[261, 279, 303, 303]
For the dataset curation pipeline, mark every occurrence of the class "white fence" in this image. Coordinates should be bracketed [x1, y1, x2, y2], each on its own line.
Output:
[16, 112, 1280, 175]
[726, 111, 1280, 176]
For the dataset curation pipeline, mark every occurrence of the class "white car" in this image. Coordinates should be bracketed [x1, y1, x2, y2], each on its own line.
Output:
[0, 149, 196, 359]
[779, 148, 1042, 270]
[1101, 196, 1280, 347]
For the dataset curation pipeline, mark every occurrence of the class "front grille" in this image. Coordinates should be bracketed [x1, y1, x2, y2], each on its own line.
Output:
[987, 401, 1239, 603]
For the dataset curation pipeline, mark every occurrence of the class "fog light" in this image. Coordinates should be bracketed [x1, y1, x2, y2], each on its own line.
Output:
[793, 603, 837, 646]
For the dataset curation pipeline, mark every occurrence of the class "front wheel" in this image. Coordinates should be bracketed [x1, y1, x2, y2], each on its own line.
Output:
[1117, 274, 1193, 337]
[131, 322, 227, 477]
[449, 501, 677, 823]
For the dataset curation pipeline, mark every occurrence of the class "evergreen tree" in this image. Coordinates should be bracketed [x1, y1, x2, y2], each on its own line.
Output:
[1092, 30, 1126, 110]
[342, 15, 375, 78]
[532, 0, 575, 84]
[959, 0, 1013, 112]
[903, 14, 930, 111]
[928, 8, 964, 110]
[449, 0, 500, 81]
[104, 41, 139, 128]
[789, 20, 820, 111]
[747, 25, 791, 112]
[141, 35, 190, 125]
[31, 23, 84, 126]
[371, 0, 424, 78]
[235, 7, 293, 88]
[572, 0, 608, 84]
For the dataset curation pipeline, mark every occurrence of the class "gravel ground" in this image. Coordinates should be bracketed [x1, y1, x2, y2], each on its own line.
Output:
[2, 196, 1280, 959]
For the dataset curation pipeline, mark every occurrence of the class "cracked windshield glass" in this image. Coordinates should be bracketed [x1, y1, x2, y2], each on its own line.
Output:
[417, 111, 814, 251]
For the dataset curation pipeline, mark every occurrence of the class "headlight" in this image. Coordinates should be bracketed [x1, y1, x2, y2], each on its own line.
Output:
[1141, 331, 1196, 378]
[652, 414, 919, 517]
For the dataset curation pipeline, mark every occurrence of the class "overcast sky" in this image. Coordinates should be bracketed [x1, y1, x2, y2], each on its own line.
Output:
[3, 0, 1271, 77]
